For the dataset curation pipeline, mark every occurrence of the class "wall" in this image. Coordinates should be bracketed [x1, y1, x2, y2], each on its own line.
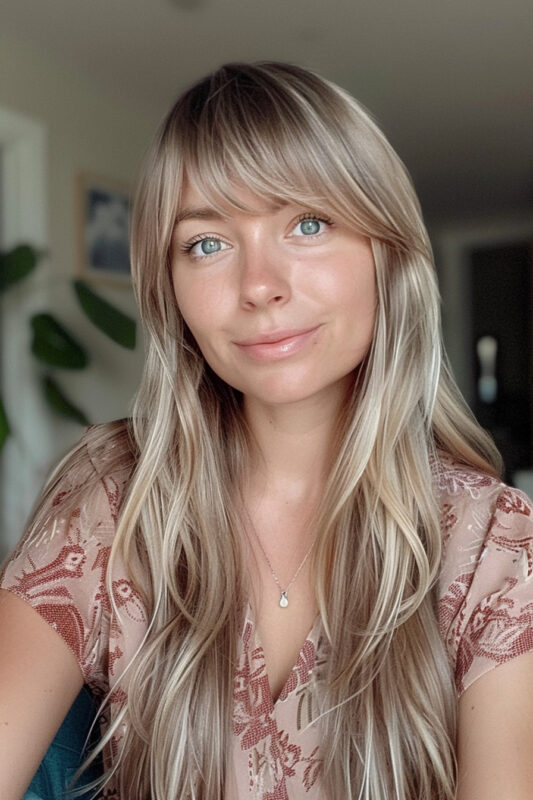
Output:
[0, 31, 162, 554]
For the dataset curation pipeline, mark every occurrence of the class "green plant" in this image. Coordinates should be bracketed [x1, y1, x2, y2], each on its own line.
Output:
[0, 244, 136, 451]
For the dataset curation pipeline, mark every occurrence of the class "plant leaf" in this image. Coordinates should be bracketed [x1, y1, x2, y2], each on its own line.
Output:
[0, 394, 9, 451]
[31, 313, 89, 369]
[42, 375, 90, 425]
[74, 280, 136, 350]
[0, 245, 39, 292]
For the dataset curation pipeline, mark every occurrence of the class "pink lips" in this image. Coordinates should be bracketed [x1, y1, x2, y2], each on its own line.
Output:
[234, 326, 321, 361]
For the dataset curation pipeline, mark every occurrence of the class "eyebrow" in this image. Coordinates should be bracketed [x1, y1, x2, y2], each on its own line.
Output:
[175, 199, 290, 225]
[175, 206, 227, 224]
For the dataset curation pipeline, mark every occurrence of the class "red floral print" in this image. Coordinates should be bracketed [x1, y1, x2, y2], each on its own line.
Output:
[496, 488, 532, 517]
[232, 615, 322, 797]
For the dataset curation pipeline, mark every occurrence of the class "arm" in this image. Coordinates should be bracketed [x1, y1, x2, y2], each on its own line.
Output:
[0, 589, 83, 800]
[457, 650, 533, 800]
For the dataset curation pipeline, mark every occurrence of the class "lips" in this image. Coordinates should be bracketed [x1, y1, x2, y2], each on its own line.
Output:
[235, 327, 318, 346]
[234, 326, 321, 361]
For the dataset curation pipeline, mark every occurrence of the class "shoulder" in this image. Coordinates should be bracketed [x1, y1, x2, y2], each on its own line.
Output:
[0, 420, 140, 688]
[1, 417, 136, 566]
[82, 419, 137, 520]
[434, 455, 532, 580]
[433, 455, 505, 565]
[2, 420, 135, 558]
[435, 456, 533, 694]
[44, 418, 136, 528]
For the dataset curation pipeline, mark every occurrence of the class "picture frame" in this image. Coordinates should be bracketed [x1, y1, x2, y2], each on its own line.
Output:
[76, 172, 132, 285]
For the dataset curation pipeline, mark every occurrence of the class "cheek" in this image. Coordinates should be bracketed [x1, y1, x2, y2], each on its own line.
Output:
[352, 252, 377, 323]
[173, 269, 233, 333]
[172, 275, 234, 368]
[358, 275, 378, 337]
[331, 258, 377, 364]
[327, 258, 377, 332]
[172, 273, 208, 342]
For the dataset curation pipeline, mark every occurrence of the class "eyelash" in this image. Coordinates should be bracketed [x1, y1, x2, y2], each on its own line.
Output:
[178, 212, 334, 258]
[178, 234, 224, 257]
[294, 213, 333, 231]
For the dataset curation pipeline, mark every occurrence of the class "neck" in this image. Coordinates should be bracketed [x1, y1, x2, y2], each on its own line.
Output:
[243, 384, 349, 502]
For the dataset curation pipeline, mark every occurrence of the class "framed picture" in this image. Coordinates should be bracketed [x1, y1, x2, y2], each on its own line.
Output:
[76, 173, 132, 284]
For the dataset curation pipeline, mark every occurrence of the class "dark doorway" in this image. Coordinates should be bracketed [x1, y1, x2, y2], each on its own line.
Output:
[469, 241, 532, 481]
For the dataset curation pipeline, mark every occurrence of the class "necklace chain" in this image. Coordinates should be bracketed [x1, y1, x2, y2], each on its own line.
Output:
[243, 506, 314, 608]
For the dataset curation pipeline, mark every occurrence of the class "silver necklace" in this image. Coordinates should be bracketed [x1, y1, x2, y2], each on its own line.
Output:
[243, 507, 315, 608]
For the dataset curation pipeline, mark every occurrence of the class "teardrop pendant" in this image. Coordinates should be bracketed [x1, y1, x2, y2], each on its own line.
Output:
[279, 591, 289, 608]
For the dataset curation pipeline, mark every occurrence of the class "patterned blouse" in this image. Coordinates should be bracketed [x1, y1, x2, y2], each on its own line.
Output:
[2, 427, 533, 799]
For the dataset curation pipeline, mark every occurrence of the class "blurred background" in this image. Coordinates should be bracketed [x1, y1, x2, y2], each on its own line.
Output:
[1, 0, 532, 556]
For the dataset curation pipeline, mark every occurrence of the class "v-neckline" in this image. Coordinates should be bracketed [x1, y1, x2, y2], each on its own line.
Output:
[242, 602, 321, 707]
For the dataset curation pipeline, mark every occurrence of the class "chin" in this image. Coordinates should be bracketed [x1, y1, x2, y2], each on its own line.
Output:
[242, 375, 348, 408]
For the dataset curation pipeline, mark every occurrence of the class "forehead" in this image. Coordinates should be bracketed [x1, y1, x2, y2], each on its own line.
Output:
[176, 180, 289, 224]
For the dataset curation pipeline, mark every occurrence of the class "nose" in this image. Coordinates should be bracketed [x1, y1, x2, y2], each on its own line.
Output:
[238, 240, 291, 311]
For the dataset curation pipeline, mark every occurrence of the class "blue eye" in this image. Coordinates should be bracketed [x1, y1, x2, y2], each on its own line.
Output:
[291, 215, 331, 237]
[299, 218, 321, 235]
[199, 238, 221, 254]
[187, 237, 229, 258]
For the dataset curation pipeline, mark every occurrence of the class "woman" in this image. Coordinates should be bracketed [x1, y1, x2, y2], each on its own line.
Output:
[1, 61, 533, 800]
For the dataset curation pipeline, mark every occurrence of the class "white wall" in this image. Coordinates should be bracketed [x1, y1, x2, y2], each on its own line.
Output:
[0, 31, 161, 554]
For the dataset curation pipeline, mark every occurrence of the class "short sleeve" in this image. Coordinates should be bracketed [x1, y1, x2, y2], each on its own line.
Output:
[0, 435, 124, 693]
[438, 471, 533, 696]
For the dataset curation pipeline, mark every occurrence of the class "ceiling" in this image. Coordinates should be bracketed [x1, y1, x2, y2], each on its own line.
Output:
[2, 0, 533, 223]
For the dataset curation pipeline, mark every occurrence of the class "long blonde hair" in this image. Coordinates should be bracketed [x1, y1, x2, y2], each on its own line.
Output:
[23, 62, 503, 798]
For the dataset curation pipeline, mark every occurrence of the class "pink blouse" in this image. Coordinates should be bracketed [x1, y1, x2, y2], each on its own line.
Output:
[2, 429, 533, 799]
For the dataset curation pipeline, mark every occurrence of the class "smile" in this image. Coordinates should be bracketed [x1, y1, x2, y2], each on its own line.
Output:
[234, 326, 321, 361]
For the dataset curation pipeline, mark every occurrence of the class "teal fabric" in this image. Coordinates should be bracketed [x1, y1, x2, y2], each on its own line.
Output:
[23, 687, 103, 800]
